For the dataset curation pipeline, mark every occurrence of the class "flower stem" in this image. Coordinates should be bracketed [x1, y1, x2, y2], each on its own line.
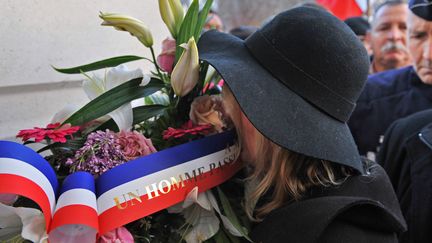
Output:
[150, 46, 163, 80]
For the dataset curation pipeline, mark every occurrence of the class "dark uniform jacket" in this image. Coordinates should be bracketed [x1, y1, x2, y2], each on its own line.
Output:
[378, 109, 432, 243]
[348, 66, 432, 157]
[250, 163, 406, 243]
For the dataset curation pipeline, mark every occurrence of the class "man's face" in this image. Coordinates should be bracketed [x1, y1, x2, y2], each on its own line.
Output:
[408, 13, 432, 84]
[369, 4, 410, 72]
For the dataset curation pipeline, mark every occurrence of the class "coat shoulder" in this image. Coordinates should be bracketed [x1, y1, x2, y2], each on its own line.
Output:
[358, 66, 413, 103]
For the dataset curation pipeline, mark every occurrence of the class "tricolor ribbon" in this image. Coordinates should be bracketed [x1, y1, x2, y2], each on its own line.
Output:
[0, 131, 242, 241]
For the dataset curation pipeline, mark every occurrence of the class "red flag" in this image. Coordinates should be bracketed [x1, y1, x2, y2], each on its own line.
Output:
[316, 0, 363, 20]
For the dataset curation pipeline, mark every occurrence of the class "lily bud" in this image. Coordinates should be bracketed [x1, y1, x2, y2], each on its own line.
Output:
[171, 37, 199, 97]
[159, 0, 184, 38]
[99, 12, 153, 47]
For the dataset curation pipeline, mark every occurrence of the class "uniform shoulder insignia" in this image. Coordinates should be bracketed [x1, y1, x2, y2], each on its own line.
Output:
[418, 123, 432, 150]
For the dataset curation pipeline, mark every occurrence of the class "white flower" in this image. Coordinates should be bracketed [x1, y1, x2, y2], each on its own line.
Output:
[168, 187, 242, 243]
[82, 64, 150, 131]
[171, 37, 200, 97]
[0, 203, 47, 243]
[99, 13, 154, 47]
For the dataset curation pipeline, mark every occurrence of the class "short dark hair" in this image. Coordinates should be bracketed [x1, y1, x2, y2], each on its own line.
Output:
[373, 0, 406, 18]
[345, 17, 371, 36]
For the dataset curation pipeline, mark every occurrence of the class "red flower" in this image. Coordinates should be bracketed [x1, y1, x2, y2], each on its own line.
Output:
[162, 120, 213, 140]
[17, 123, 80, 143]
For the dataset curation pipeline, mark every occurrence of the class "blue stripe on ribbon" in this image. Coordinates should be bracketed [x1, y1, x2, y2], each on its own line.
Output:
[96, 130, 236, 197]
[60, 171, 95, 195]
[0, 141, 59, 194]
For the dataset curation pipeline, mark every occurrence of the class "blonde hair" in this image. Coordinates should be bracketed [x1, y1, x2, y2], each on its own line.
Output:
[222, 86, 355, 221]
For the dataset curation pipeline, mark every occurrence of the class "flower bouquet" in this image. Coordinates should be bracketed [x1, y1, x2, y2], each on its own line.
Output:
[0, 0, 251, 242]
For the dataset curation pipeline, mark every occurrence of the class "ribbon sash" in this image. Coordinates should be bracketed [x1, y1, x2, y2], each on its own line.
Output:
[0, 131, 241, 239]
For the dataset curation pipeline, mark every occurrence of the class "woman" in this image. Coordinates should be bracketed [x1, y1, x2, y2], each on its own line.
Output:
[198, 6, 406, 243]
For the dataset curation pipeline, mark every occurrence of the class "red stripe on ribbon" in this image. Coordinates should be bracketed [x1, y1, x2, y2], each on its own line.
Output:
[0, 174, 52, 227]
[50, 204, 98, 233]
[98, 160, 243, 235]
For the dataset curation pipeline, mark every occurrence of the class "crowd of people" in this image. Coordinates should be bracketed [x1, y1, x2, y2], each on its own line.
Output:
[200, 0, 431, 242]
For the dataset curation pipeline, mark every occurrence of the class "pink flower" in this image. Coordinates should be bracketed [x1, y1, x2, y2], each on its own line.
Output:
[16, 123, 80, 143]
[157, 37, 176, 73]
[99, 227, 134, 243]
[190, 95, 225, 132]
[117, 131, 157, 160]
[0, 193, 18, 205]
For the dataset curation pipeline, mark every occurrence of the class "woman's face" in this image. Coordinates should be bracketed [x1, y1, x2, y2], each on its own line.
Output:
[222, 88, 257, 163]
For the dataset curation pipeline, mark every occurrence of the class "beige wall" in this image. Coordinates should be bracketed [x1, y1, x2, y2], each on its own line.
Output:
[0, 0, 169, 140]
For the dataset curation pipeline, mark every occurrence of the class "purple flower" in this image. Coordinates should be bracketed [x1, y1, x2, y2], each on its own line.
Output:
[66, 130, 126, 176]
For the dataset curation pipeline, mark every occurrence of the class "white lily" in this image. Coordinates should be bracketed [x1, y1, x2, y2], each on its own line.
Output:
[171, 37, 200, 97]
[0, 203, 47, 243]
[99, 12, 154, 48]
[159, 0, 184, 38]
[168, 187, 242, 243]
[82, 64, 150, 131]
[51, 104, 80, 124]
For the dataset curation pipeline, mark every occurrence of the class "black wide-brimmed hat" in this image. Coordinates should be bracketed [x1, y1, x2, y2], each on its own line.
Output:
[198, 7, 369, 173]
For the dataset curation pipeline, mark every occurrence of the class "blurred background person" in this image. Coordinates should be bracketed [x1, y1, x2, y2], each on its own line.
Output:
[229, 25, 258, 40]
[349, 0, 432, 161]
[378, 109, 432, 243]
[367, 0, 411, 73]
[345, 16, 373, 56]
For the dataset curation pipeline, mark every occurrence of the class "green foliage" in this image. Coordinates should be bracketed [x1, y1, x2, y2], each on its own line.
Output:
[53, 55, 149, 74]
[62, 78, 165, 126]
[175, 0, 213, 62]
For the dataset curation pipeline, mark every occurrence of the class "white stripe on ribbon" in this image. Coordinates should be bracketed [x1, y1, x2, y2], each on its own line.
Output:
[55, 188, 97, 212]
[97, 145, 237, 214]
[0, 157, 56, 214]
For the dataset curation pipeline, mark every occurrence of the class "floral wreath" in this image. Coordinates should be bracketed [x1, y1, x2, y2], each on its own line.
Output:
[0, 0, 252, 242]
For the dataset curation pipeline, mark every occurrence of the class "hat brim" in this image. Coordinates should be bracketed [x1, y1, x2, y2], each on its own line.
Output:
[198, 30, 363, 173]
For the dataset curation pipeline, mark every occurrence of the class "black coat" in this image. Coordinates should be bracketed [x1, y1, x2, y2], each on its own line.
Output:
[348, 66, 432, 157]
[249, 163, 406, 243]
[378, 109, 432, 243]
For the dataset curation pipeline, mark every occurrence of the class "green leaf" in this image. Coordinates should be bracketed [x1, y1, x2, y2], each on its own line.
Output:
[195, 0, 214, 41]
[63, 78, 165, 126]
[93, 104, 167, 132]
[217, 187, 253, 242]
[52, 55, 150, 74]
[133, 104, 167, 123]
[175, 0, 199, 61]
[37, 138, 85, 154]
[211, 229, 231, 243]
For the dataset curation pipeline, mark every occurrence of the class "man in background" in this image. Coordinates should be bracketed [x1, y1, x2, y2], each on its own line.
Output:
[367, 0, 411, 73]
[349, 0, 432, 161]
[345, 16, 372, 56]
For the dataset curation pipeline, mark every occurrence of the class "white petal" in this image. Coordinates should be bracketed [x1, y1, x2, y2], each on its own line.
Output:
[51, 104, 80, 123]
[82, 75, 105, 100]
[106, 64, 144, 90]
[195, 192, 212, 211]
[17, 209, 46, 243]
[184, 209, 219, 243]
[0, 204, 46, 243]
[0, 204, 22, 228]
[108, 103, 133, 131]
[183, 186, 199, 208]
[207, 191, 243, 236]
[140, 74, 151, 86]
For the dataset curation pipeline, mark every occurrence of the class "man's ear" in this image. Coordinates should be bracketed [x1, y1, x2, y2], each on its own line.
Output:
[365, 31, 371, 44]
